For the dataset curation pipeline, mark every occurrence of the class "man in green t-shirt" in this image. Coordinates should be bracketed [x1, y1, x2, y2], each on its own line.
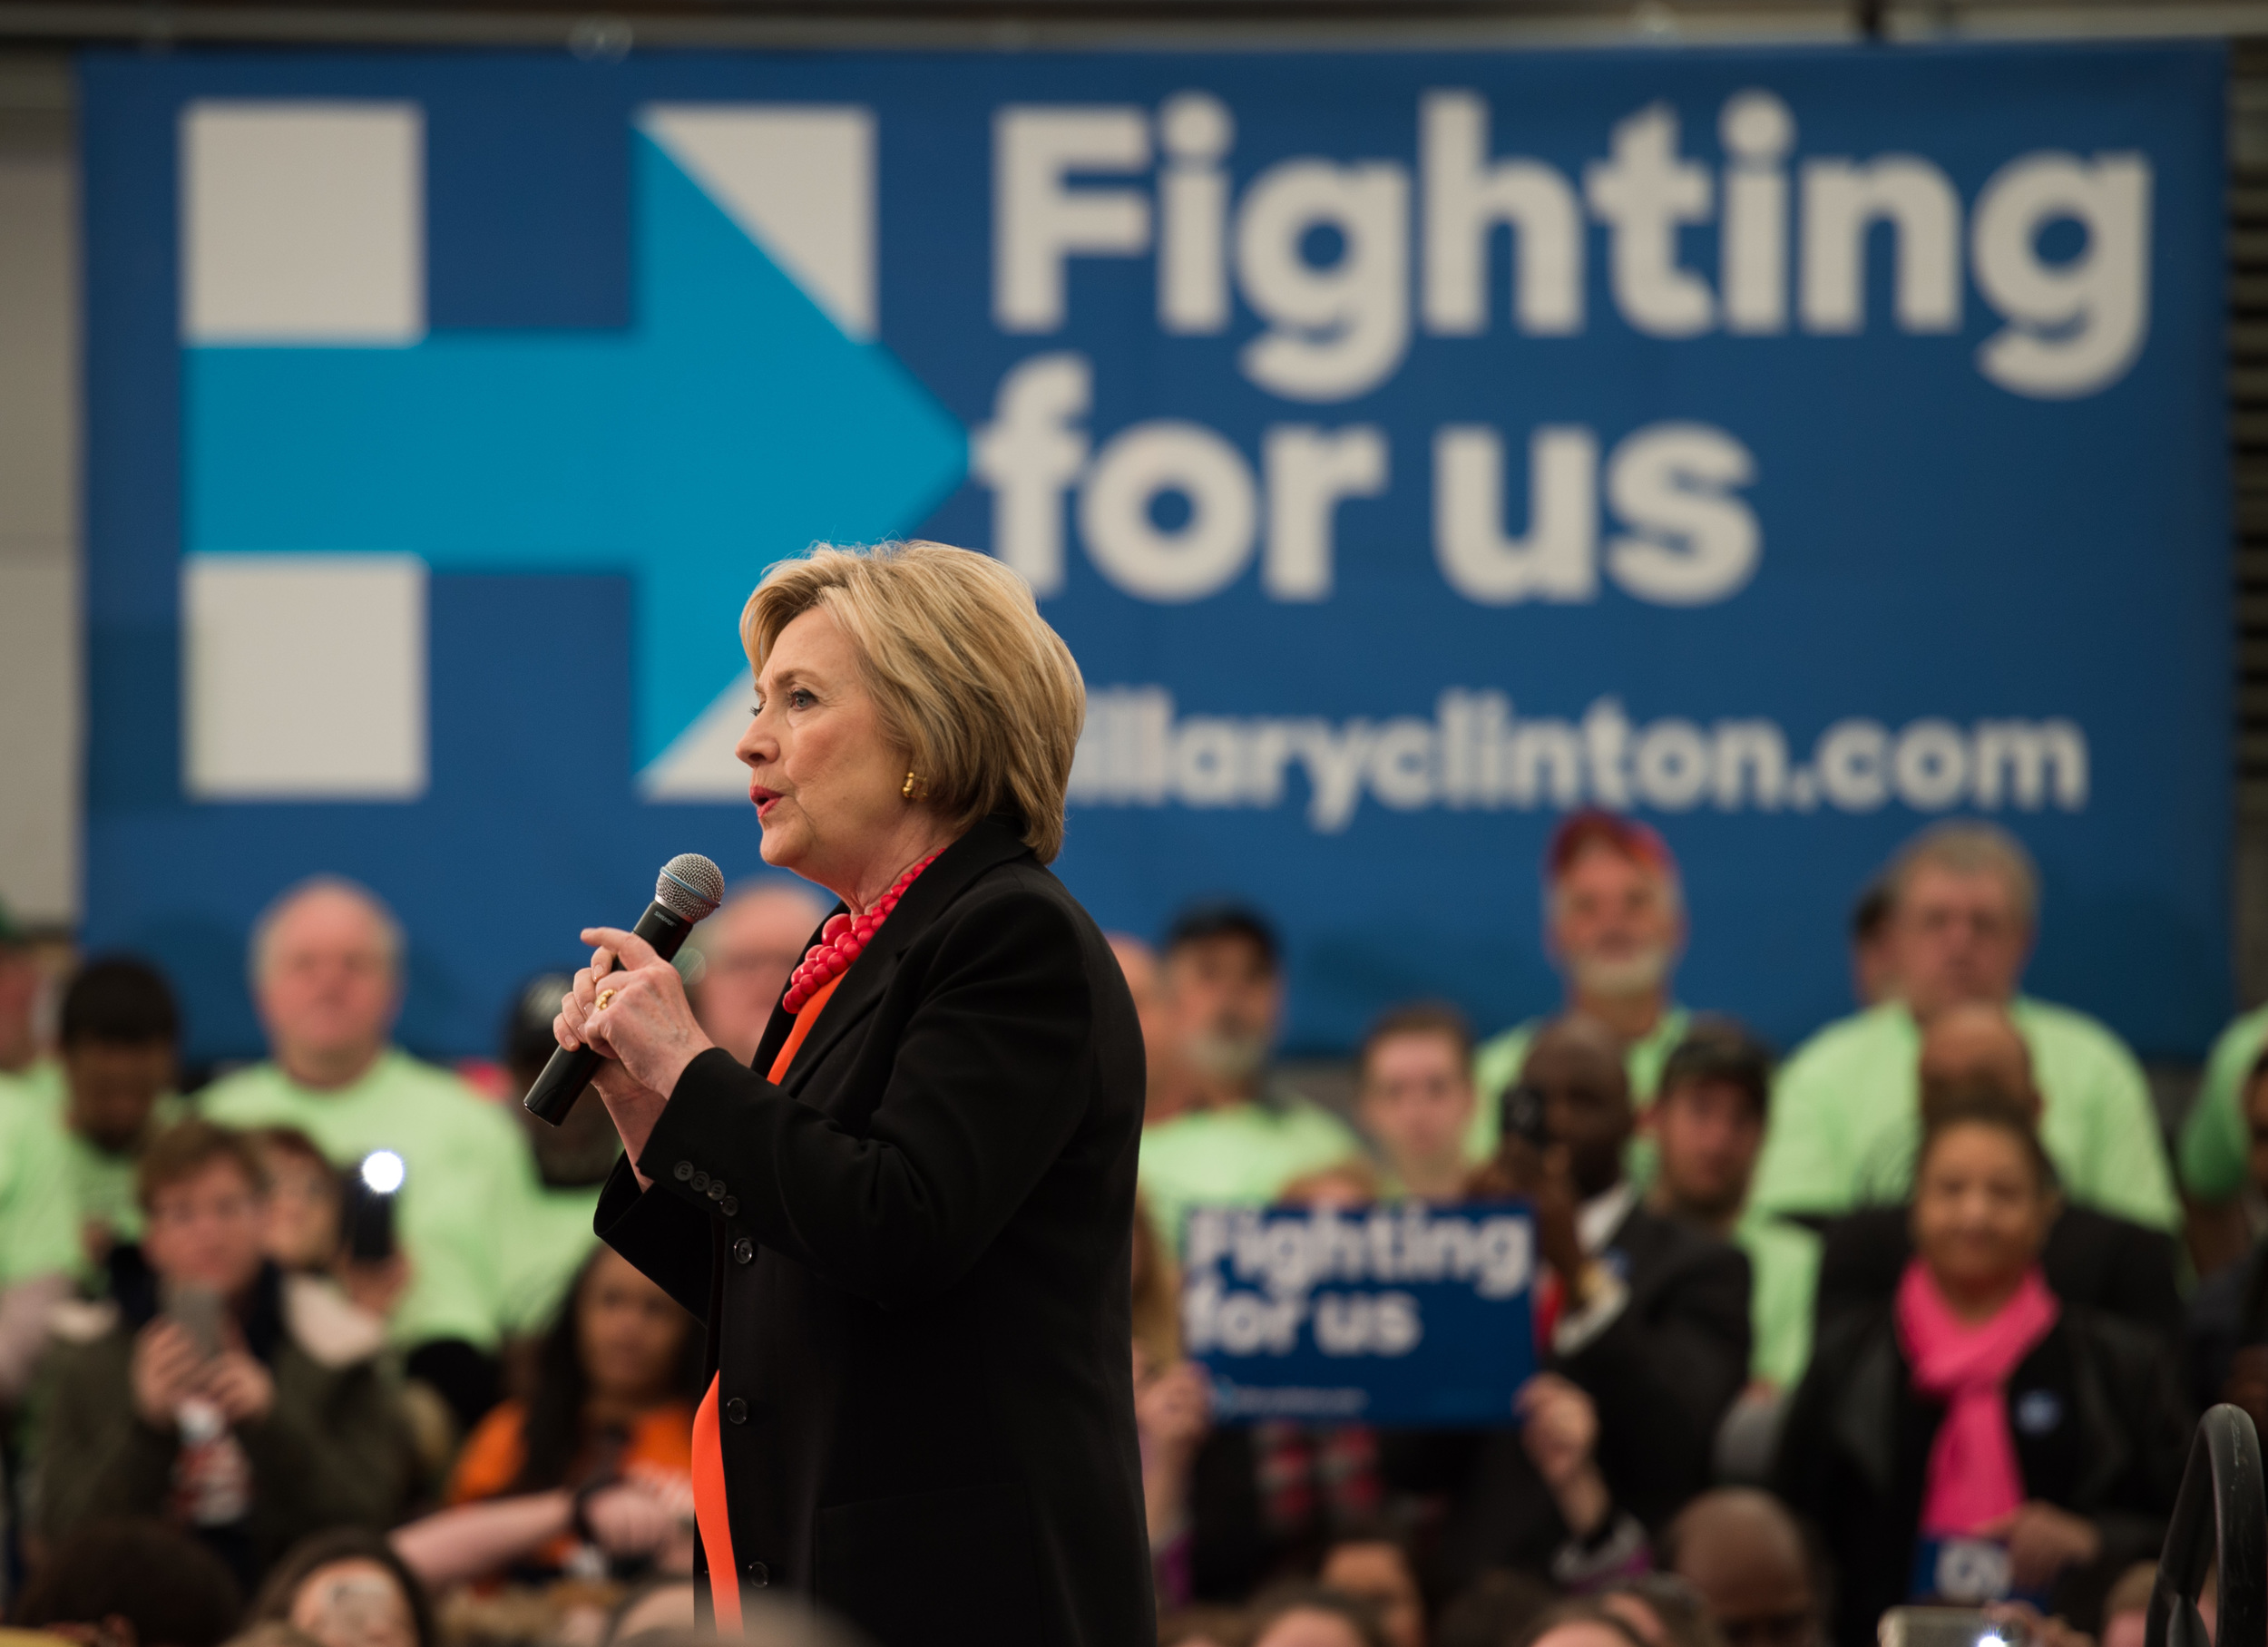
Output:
[1470, 811, 1701, 1173]
[1643, 1018, 1817, 1392]
[1137, 904, 1362, 1252]
[0, 900, 66, 1143]
[2172, 1002, 2268, 1277]
[198, 876, 542, 1430]
[2181, 1004, 2268, 1204]
[0, 902, 75, 1406]
[493, 971, 617, 1336]
[44, 958, 188, 1282]
[1751, 820, 2177, 1236]
[0, 1078, 75, 1408]
[0, 899, 48, 1089]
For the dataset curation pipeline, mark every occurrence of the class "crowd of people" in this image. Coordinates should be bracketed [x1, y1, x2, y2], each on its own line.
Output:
[0, 873, 838, 1645]
[1118, 812, 2218, 1647]
[0, 808, 2256, 1647]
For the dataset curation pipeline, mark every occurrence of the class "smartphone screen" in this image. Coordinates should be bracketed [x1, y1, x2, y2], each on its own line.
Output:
[1499, 1082, 1550, 1149]
[161, 1280, 225, 1359]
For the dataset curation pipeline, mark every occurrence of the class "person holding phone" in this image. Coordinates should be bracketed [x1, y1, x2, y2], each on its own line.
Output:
[1436, 1018, 1751, 1597]
[28, 1119, 414, 1588]
[1775, 1090, 2188, 1645]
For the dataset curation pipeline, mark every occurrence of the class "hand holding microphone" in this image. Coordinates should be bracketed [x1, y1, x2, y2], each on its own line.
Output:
[528, 854, 724, 1129]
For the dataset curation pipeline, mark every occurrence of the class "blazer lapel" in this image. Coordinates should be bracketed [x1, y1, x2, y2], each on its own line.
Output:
[769, 815, 1033, 1089]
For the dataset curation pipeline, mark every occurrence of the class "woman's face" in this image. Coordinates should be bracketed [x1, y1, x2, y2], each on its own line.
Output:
[261, 1145, 342, 1270]
[1911, 1123, 2052, 1296]
[288, 1558, 415, 1647]
[578, 1248, 689, 1405]
[736, 607, 912, 891]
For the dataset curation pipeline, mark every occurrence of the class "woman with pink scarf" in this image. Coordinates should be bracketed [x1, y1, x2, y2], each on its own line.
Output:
[1775, 1089, 2187, 1647]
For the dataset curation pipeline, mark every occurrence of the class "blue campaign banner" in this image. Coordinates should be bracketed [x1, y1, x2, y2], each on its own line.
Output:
[1183, 1203, 1537, 1426]
[79, 44, 2227, 1063]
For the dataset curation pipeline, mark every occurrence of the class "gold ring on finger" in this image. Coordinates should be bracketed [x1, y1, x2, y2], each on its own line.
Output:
[595, 989, 618, 1012]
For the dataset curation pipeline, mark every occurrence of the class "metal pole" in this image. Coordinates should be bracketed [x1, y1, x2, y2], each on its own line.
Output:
[2146, 1405, 2265, 1647]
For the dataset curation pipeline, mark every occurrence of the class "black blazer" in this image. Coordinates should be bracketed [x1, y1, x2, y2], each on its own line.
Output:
[1816, 1204, 2185, 1352]
[594, 819, 1153, 1647]
[2186, 1238, 2268, 1414]
[1775, 1301, 2189, 1647]
[1429, 1200, 1752, 1592]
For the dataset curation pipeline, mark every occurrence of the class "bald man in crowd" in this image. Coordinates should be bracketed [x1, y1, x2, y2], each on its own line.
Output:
[1811, 1000, 2181, 1349]
[199, 876, 542, 1429]
[1752, 820, 2176, 1235]
[1110, 933, 1198, 1127]
[685, 879, 829, 1066]
[0, 901, 56, 1104]
[495, 972, 615, 1336]
[1660, 1489, 1823, 1647]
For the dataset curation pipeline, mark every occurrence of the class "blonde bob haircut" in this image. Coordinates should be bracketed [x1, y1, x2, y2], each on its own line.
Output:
[741, 541, 1086, 863]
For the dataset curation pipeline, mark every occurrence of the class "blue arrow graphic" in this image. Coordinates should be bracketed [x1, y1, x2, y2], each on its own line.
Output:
[186, 129, 968, 782]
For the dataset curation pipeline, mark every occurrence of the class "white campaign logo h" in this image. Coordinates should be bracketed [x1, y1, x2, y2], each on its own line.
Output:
[178, 97, 885, 804]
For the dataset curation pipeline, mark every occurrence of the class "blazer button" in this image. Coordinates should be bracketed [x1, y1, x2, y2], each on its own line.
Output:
[691, 1171, 710, 1193]
[720, 1196, 739, 1216]
[743, 1561, 768, 1587]
[724, 1396, 748, 1425]
[706, 1179, 726, 1201]
[732, 1238, 754, 1264]
[673, 1162, 694, 1182]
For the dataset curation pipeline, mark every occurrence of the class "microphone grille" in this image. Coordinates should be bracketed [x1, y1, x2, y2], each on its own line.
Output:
[655, 853, 726, 922]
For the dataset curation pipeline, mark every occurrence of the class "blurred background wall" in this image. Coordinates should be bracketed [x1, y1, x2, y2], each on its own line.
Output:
[0, 49, 76, 932]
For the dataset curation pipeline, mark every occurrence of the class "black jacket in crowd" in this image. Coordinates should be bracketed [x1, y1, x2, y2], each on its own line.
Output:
[1425, 1199, 1752, 1593]
[1814, 1204, 2185, 1351]
[595, 818, 1153, 1647]
[1775, 1301, 2190, 1647]
[2185, 1237, 2268, 1415]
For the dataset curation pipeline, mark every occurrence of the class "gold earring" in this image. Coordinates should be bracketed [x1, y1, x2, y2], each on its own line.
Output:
[902, 771, 922, 801]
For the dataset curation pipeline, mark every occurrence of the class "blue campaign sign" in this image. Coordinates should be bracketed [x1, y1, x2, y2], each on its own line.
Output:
[80, 44, 2227, 1063]
[1182, 1203, 1537, 1426]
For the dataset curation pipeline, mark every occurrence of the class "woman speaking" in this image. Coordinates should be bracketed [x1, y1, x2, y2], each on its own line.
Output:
[553, 541, 1151, 1645]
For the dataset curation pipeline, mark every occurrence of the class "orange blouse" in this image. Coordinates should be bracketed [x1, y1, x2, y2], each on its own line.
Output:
[691, 969, 844, 1630]
[449, 1398, 696, 1573]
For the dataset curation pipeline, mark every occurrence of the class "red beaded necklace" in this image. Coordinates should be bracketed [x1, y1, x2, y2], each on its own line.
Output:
[780, 852, 943, 1014]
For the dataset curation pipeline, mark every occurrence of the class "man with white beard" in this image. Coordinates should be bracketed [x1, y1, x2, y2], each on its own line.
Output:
[1136, 904, 1362, 1256]
[1469, 812, 1701, 1178]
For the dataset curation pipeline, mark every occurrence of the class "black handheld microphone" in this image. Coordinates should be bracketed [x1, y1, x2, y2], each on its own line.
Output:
[523, 853, 726, 1127]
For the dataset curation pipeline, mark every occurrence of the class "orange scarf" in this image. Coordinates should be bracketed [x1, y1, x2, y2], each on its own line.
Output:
[691, 971, 844, 1628]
